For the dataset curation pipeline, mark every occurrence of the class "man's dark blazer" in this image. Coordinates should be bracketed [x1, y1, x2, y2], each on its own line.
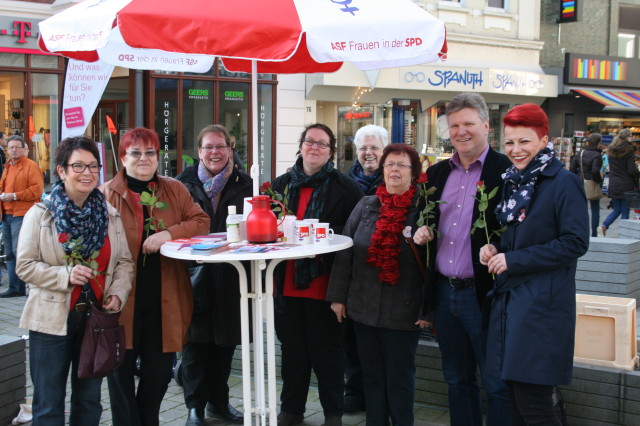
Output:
[424, 147, 511, 313]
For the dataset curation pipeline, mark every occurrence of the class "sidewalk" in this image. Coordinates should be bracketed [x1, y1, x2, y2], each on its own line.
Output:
[0, 284, 449, 426]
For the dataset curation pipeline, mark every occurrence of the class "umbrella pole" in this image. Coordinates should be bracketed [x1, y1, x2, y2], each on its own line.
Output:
[251, 60, 259, 196]
[109, 133, 119, 173]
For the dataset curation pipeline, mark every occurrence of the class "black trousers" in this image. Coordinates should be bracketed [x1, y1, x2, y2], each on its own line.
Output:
[508, 381, 565, 426]
[181, 341, 236, 409]
[353, 321, 420, 426]
[274, 296, 344, 417]
[107, 313, 174, 426]
[343, 318, 365, 404]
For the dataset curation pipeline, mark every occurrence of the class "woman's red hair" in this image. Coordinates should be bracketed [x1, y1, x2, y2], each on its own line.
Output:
[502, 104, 549, 139]
[118, 127, 160, 160]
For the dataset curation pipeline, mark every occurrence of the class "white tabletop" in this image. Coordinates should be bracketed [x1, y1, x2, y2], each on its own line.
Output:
[160, 234, 353, 262]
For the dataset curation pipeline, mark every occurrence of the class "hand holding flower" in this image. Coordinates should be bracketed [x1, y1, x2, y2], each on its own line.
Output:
[142, 229, 172, 254]
[479, 244, 498, 265]
[413, 225, 434, 246]
[102, 295, 122, 312]
[69, 264, 95, 286]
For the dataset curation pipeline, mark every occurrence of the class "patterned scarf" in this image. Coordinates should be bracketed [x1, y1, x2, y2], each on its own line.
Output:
[49, 181, 109, 258]
[347, 161, 382, 195]
[285, 156, 334, 289]
[495, 144, 556, 227]
[366, 184, 416, 285]
[198, 159, 233, 214]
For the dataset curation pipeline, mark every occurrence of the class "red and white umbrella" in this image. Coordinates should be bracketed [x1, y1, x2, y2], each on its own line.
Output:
[39, 0, 446, 195]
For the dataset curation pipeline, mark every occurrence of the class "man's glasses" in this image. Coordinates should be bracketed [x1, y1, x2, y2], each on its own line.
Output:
[200, 145, 229, 151]
[303, 138, 331, 149]
[126, 150, 157, 159]
[67, 163, 102, 174]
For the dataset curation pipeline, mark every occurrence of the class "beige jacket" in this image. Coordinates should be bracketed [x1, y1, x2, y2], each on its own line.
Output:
[18, 202, 134, 336]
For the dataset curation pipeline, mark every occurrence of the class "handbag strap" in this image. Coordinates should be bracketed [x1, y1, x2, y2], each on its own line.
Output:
[405, 237, 426, 279]
[579, 150, 586, 180]
[81, 282, 100, 309]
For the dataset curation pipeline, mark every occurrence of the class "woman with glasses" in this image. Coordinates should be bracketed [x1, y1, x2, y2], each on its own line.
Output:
[347, 125, 389, 196]
[272, 123, 363, 426]
[17, 136, 134, 425]
[327, 144, 431, 426]
[101, 127, 210, 426]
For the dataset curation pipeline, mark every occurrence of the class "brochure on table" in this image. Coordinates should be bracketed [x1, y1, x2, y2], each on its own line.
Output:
[165, 233, 304, 255]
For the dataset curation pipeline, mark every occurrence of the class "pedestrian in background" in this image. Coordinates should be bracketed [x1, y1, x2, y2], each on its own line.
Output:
[597, 128, 637, 237]
[570, 133, 603, 237]
[0, 134, 44, 298]
[481, 103, 589, 425]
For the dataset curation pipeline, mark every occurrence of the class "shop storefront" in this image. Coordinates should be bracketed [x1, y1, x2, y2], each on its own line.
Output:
[308, 63, 557, 173]
[0, 15, 64, 185]
[547, 53, 640, 151]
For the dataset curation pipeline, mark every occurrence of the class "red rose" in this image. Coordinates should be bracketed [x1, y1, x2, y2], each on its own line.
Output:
[148, 182, 157, 191]
[416, 173, 428, 184]
[476, 180, 484, 187]
[58, 233, 69, 243]
[260, 181, 272, 193]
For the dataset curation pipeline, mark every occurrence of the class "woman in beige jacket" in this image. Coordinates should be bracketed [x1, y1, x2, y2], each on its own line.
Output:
[17, 136, 134, 426]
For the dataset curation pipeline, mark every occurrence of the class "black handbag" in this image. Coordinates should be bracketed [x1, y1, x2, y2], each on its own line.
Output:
[77, 285, 126, 379]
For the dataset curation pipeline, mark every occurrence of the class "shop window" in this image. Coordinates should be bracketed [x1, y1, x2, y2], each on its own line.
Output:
[31, 55, 60, 69]
[218, 81, 249, 171]
[0, 53, 25, 68]
[336, 105, 375, 173]
[182, 80, 214, 167]
[31, 73, 59, 185]
[619, 5, 640, 58]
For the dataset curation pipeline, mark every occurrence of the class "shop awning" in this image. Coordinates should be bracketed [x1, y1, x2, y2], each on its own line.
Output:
[572, 88, 640, 112]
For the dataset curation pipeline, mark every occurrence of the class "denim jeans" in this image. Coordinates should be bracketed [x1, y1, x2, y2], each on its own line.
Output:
[602, 198, 629, 229]
[589, 199, 600, 237]
[3, 214, 25, 294]
[29, 311, 103, 426]
[435, 279, 511, 426]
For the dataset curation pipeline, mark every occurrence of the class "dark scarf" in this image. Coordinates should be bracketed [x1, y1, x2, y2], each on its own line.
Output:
[49, 181, 109, 259]
[347, 161, 382, 195]
[495, 145, 556, 227]
[366, 184, 416, 285]
[285, 156, 334, 289]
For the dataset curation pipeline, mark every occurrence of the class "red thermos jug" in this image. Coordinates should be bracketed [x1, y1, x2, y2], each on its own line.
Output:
[246, 195, 286, 243]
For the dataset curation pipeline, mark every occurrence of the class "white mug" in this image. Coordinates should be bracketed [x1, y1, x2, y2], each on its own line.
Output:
[294, 220, 312, 245]
[313, 222, 334, 245]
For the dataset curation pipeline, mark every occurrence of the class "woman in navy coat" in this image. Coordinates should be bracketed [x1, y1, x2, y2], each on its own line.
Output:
[480, 104, 590, 425]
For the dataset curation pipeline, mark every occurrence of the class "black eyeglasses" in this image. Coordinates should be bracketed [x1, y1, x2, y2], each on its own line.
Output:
[67, 163, 102, 174]
[303, 138, 331, 149]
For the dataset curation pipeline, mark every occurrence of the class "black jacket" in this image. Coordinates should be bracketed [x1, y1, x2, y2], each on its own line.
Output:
[272, 168, 363, 296]
[425, 148, 511, 311]
[570, 147, 603, 183]
[606, 142, 638, 199]
[176, 162, 253, 345]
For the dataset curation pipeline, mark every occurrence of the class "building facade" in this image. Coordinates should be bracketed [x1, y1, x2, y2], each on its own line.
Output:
[540, 0, 640, 150]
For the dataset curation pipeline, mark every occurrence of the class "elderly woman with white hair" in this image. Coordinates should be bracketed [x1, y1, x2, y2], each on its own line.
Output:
[347, 125, 389, 196]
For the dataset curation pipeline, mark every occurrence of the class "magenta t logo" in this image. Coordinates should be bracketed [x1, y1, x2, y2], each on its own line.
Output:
[12, 21, 32, 44]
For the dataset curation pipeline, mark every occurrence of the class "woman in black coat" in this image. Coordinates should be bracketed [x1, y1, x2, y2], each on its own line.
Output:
[272, 123, 363, 426]
[597, 128, 638, 236]
[570, 133, 603, 237]
[480, 104, 589, 425]
[327, 144, 430, 426]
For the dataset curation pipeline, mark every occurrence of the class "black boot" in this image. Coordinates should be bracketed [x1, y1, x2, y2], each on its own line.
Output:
[185, 408, 204, 426]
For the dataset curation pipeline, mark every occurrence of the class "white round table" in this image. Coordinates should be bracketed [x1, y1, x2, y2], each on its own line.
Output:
[161, 235, 353, 425]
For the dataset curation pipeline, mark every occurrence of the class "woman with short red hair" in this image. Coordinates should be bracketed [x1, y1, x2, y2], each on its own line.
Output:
[480, 104, 590, 425]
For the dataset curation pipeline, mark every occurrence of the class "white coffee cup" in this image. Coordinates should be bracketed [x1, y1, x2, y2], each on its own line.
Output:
[294, 220, 312, 245]
[313, 222, 334, 245]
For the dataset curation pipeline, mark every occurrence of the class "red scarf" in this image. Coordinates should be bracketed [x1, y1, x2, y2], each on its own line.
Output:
[366, 184, 416, 285]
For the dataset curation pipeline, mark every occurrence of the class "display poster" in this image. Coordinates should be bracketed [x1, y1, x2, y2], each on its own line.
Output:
[61, 59, 114, 140]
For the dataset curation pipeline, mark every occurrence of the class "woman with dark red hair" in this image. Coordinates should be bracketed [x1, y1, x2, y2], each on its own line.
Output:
[101, 127, 210, 426]
[479, 104, 589, 425]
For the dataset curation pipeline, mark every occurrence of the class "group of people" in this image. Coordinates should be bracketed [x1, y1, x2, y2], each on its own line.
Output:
[11, 90, 591, 426]
[569, 128, 638, 238]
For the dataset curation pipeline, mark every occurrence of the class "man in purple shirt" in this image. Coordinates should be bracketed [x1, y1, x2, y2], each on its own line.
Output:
[424, 93, 512, 426]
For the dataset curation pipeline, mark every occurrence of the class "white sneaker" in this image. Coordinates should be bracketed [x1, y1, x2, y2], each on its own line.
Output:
[597, 225, 606, 237]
